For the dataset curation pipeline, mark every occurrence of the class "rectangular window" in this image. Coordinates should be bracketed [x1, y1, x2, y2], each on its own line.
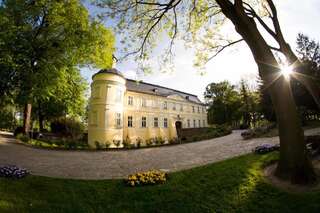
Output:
[164, 118, 168, 128]
[192, 106, 195, 113]
[202, 107, 205, 113]
[198, 106, 200, 113]
[193, 119, 196, 128]
[128, 96, 133, 105]
[198, 120, 201, 127]
[172, 103, 176, 111]
[180, 104, 183, 111]
[141, 116, 147, 128]
[187, 119, 190, 128]
[154, 117, 159, 128]
[163, 101, 167, 110]
[116, 113, 121, 127]
[203, 120, 205, 127]
[141, 98, 146, 107]
[115, 89, 122, 103]
[128, 116, 133, 127]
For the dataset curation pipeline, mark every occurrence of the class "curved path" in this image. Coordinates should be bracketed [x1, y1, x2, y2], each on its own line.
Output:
[1, 128, 319, 180]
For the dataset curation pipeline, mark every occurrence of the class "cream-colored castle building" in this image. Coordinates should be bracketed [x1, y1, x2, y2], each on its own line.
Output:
[88, 68, 207, 148]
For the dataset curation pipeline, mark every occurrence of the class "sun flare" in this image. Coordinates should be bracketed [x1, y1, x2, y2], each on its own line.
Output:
[281, 65, 293, 78]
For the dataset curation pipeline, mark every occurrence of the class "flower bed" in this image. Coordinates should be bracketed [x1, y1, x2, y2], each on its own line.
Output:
[126, 170, 167, 186]
[0, 165, 29, 179]
[253, 144, 279, 154]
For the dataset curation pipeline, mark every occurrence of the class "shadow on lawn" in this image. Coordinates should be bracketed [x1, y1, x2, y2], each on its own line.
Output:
[1, 153, 320, 213]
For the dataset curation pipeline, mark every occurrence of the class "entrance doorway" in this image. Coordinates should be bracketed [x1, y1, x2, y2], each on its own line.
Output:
[175, 121, 182, 138]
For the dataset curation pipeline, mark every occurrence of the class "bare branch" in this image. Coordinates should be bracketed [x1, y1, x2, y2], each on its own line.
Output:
[268, 45, 281, 52]
[242, 2, 277, 40]
[206, 39, 244, 62]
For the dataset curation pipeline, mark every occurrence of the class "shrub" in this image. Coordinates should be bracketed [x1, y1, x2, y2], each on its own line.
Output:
[158, 137, 165, 145]
[126, 170, 167, 186]
[253, 144, 279, 154]
[16, 133, 30, 143]
[95, 141, 103, 150]
[0, 108, 17, 131]
[50, 117, 84, 140]
[136, 137, 143, 148]
[105, 141, 111, 149]
[241, 122, 275, 140]
[123, 136, 132, 148]
[14, 126, 24, 137]
[113, 140, 121, 148]
[145, 138, 153, 146]
[192, 136, 199, 142]
[169, 137, 179, 144]
[65, 140, 77, 149]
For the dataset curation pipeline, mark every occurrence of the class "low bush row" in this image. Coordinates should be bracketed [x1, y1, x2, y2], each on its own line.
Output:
[241, 123, 276, 140]
[181, 125, 232, 142]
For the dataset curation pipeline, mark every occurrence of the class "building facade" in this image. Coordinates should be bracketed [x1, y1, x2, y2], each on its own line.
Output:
[88, 68, 207, 148]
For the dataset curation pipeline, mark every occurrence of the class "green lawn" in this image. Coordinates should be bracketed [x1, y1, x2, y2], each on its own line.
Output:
[1, 153, 319, 213]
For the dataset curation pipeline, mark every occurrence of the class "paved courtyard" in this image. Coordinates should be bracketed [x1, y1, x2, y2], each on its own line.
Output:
[1, 128, 319, 180]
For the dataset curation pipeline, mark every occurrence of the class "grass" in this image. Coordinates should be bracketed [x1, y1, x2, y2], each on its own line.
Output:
[1, 153, 320, 213]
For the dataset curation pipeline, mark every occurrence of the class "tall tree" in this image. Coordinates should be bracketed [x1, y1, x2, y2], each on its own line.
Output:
[239, 79, 251, 127]
[292, 34, 320, 122]
[96, 0, 319, 183]
[33, 67, 87, 131]
[0, 0, 114, 133]
[205, 81, 241, 125]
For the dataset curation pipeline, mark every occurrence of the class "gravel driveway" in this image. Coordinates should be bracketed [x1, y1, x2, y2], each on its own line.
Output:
[1, 128, 319, 180]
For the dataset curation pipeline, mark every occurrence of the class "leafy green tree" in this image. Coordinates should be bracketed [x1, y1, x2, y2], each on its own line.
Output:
[238, 79, 263, 128]
[205, 81, 242, 125]
[0, 0, 114, 133]
[33, 67, 87, 131]
[259, 34, 320, 123]
[96, 0, 318, 183]
[239, 79, 251, 127]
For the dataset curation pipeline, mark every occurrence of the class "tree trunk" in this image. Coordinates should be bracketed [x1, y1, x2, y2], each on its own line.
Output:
[216, 0, 316, 184]
[23, 103, 32, 134]
[38, 101, 44, 131]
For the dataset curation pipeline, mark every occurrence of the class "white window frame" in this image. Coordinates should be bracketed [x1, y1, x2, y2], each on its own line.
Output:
[116, 113, 121, 127]
[164, 118, 168, 128]
[154, 117, 159, 128]
[141, 116, 147, 128]
[163, 101, 168, 110]
[128, 96, 133, 105]
[115, 89, 122, 103]
[128, 116, 133, 127]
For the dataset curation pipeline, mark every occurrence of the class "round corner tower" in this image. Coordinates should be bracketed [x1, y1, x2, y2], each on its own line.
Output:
[88, 68, 126, 148]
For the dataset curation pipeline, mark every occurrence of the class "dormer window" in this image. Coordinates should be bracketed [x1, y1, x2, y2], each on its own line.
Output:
[152, 88, 158, 92]
[186, 96, 189, 100]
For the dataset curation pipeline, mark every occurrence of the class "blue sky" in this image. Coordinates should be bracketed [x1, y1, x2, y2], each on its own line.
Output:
[81, 0, 320, 100]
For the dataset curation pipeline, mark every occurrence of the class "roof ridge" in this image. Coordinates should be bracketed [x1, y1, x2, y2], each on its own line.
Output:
[126, 78, 199, 97]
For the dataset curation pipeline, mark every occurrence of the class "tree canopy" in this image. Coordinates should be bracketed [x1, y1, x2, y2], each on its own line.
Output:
[0, 0, 115, 131]
[95, 0, 319, 183]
